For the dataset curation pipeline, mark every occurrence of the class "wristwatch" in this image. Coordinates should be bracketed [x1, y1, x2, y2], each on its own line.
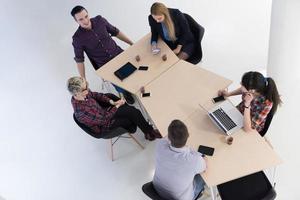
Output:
[109, 99, 114, 105]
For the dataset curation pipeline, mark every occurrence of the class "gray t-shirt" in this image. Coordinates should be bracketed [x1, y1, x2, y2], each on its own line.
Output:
[153, 138, 206, 200]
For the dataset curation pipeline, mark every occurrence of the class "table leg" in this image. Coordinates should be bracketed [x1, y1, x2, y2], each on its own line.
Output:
[272, 166, 277, 187]
[135, 95, 152, 123]
[210, 186, 216, 200]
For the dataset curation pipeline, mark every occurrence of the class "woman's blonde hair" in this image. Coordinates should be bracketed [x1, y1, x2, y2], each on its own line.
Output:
[151, 2, 176, 41]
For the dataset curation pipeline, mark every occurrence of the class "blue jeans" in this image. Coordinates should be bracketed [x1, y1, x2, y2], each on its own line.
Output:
[112, 84, 125, 94]
[193, 174, 205, 200]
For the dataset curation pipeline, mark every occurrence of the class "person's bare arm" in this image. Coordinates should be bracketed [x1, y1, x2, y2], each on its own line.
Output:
[218, 87, 243, 97]
[228, 87, 243, 96]
[243, 106, 253, 132]
[242, 93, 255, 132]
[173, 45, 183, 55]
[76, 62, 86, 79]
[115, 31, 133, 45]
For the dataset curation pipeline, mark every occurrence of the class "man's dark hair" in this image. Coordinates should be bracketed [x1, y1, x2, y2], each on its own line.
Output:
[71, 5, 86, 18]
[168, 120, 189, 148]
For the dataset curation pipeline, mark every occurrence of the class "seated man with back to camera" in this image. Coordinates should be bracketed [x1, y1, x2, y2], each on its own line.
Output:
[153, 120, 207, 200]
[67, 76, 162, 140]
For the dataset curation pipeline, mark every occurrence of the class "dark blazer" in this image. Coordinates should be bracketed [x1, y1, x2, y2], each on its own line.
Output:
[148, 8, 195, 47]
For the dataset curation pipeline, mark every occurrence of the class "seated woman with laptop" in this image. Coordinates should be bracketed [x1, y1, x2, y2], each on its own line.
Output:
[218, 71, 282, 135]
[148, 2, 196, 60]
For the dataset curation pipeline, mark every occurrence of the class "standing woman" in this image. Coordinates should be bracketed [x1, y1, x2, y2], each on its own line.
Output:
[148, 2, 196, 60]
[218, 71, 282, 136]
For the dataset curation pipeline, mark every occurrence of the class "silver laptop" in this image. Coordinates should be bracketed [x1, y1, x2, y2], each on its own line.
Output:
[201, 100, 243, 135]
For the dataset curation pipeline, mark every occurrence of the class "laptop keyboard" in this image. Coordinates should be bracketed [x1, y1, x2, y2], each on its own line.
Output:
[212, 108, 237, 131]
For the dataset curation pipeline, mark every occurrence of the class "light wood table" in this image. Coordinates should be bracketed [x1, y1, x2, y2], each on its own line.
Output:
[183, 107, 283, 187]
[96, 33, 179, 94]
[136, 60, 232, 135]
[96, 33, 282, 197]
[136, 60, 282, 198]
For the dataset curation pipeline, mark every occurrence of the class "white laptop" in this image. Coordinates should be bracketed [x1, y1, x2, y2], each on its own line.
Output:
[201, 100, 244, 135]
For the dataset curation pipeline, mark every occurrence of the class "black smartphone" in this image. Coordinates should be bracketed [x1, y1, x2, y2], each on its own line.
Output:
[142, 92, 151, 97]
[212, 95, 225, 103]
[138, 66, 149, 71]
[198, 145, 215, 156]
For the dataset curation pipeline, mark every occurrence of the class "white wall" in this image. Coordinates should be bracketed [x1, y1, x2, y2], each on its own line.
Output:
[0, 0, 274, 199]
[267, 0, 300, 199]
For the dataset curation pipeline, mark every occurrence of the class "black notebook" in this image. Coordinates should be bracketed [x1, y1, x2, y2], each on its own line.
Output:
[114, 62, 137, 81]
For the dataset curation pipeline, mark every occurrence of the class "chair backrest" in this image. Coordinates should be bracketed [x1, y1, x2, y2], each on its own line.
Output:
[142, 182, 167, 200]
[217, 171, 276, 200]
[259, 111, 274, 137]
[73, 114, 102, 138]
[184, 13, 205, 64]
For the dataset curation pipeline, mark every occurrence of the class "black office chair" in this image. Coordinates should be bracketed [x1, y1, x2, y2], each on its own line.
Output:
[217, 171, 276, 200]
[142, 182, 167, 200]
[73, 114, 144, 161]
[259, 111, 274, 137]
[184, 13, 205, 64]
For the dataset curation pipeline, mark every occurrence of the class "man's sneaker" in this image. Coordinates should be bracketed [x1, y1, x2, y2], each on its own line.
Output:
[123, 92, 135, 104]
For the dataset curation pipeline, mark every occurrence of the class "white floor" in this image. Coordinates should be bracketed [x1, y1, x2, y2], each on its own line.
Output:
[1, 0, 299, 199]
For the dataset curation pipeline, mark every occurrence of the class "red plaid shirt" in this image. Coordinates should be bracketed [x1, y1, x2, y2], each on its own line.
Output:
[72, 91, 117, 134]
[237, 94, 273, 132]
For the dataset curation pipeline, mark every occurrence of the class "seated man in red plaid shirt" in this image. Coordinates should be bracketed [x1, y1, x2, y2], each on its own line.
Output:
[67, 76, 162, 140]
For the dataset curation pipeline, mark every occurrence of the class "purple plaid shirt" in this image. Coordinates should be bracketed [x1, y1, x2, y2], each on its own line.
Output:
[72, 15, 123, 70]
[72, 91, 117, 134]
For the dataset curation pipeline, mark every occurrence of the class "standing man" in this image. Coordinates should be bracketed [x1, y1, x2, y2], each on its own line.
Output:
[71, 5, 135, 104]
[153, 120, 206, 200]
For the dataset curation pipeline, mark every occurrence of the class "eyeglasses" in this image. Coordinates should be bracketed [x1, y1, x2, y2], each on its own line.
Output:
[81, 81, 89, 92]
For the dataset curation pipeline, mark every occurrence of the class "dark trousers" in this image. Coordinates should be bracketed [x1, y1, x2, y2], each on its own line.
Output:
[165, 40, 195, 57]
[105, 94, 153, 136]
